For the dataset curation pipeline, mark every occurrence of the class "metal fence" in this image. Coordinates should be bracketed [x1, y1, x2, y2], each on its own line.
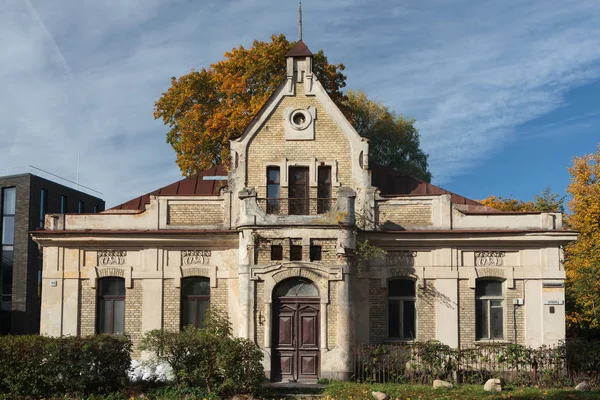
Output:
[353, 341, 600, 387]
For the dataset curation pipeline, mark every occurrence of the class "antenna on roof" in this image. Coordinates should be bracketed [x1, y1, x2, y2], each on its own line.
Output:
[299, 1, 303, 41]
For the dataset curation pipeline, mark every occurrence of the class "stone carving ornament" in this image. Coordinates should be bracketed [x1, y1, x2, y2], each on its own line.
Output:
[475, 251, 505, 267]
[182, 250, 211, 265]
[386, 250, 417, 266]
[97, 250, 126, 266]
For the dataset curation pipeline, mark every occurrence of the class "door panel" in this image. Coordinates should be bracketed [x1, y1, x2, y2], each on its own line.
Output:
[272, 300, 319, 382]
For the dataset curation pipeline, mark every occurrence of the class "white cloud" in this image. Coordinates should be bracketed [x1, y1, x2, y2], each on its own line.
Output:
[1, 0, 600, 206]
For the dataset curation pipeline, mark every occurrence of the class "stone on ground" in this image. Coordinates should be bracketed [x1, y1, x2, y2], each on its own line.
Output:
[433, 379, 453, 389]
[575, 381, 591, 392]
[484, 378, 502, 392]
[372, 391, 389, 400]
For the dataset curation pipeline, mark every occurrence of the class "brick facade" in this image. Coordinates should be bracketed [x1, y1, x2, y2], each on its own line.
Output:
[327, 281, 338, 349]
[78, 280, 96, 336]
[167, 203, 223, 225]
[247, 83, 353, 197]
[163, 279, 179, 331]
[125, 280, 143, 358]
[416, 279, 436, 341]
[377, 202, 433, 228]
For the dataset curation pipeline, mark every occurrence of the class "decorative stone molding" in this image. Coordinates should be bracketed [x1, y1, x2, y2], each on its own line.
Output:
[89, 266, 132, 288]
[174, 265, 218, 288]
[181, 250, 211, 266]
[381, 266, 425, 288]
[469, 266, 515, 289]
[475, 251, 505, 267]
[386, 251, 417, 266]
[97, 250, 126, 266]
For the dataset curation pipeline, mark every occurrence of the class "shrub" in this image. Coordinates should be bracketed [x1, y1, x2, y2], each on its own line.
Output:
[140, 308, 264, 397]
[0, 334, 131, 397]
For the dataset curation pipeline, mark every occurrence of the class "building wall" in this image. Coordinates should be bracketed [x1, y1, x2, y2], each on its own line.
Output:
[0, 173, 104, 335]
[246, 83, 353, 197]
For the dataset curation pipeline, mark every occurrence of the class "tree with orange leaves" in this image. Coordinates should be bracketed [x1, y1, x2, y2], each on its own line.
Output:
[480, 188, 565, 213]
[154, 34, 347, 175]
[154, 34, 432, 181]
[564, 145, 600, 330]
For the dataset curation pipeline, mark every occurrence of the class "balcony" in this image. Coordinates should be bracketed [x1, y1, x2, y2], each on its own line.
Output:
[256, 198, 334, 216]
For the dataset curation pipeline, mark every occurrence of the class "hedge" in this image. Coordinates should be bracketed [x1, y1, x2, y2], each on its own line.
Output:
[0, 334, 132, 397]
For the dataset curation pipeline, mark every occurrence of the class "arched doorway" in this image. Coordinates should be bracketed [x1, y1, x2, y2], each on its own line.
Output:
[272, 278, 320, 382]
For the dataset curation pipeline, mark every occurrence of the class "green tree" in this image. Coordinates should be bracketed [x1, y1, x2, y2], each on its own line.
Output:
[154, 34, 431, 181]
[346, 90, 431, 182]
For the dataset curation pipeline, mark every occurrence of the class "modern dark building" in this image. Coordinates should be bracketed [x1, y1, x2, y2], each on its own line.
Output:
[0, 172, 105, 334]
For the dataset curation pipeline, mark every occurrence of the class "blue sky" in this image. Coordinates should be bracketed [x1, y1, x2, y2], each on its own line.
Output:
[1, 0, 599, 208]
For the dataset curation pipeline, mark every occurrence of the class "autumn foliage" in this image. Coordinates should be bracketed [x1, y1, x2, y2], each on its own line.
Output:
[480, 188, 565, 213]
[154, 34, 346, 175]
[564, 145, 600, 330]
[154, 34, 431, 181]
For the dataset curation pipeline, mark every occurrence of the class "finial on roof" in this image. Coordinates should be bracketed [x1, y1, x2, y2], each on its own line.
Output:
[299, 1, 303, 41]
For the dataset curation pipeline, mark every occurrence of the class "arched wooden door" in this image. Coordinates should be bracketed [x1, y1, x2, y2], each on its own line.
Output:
[272, 278, 320, 382]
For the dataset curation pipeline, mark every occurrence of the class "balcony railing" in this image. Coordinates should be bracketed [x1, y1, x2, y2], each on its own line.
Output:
[256, 198, 334, 216]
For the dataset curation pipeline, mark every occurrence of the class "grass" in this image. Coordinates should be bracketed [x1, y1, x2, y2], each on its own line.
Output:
[322, 382, 599, 400]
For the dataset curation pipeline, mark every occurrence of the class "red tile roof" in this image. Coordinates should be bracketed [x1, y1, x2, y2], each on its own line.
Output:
[109, 165, 227, 211]
[371, 165, 484, 206]
[286, 40, 313, 57]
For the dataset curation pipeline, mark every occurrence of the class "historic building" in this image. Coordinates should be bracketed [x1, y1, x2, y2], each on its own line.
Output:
[32, 41, 576, 382]
[1, 171, 104, 334]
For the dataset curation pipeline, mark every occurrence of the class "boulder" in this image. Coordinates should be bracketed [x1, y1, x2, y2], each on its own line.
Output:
[433, 379, 453, 389]
[484, 378, 502, 392]
[372, 391, 389, 400]
[575, 381, 591, 392]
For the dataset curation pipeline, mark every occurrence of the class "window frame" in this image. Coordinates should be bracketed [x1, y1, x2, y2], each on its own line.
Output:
[266, 166, 280, 214]
[290, 245, 303, 261]
[387, 278, 417, 340]
[180, 277, 210, 329]
[39, 189, 48, 227]
[60, 195, 68, 214]
[317, 165, 332, 213]
[288, 166, 310, 215]
[96, 277, 125, 335]
[1, 187, 16, 318]
[271, 245, 283, 261]
[475, 279, 504, 341]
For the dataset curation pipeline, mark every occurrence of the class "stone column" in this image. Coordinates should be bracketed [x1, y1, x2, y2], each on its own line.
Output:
[238, 230, 253, 339]
[335, 227, 356, 380]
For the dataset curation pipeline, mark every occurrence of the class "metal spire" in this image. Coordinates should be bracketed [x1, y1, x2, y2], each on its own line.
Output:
[299, 1, 303, 41]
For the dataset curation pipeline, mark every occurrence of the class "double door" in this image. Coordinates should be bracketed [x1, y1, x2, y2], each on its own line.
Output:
[272, 300, 320, 382]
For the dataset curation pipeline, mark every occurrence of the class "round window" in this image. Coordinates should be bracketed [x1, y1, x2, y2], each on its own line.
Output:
[289, 109, 311, 130]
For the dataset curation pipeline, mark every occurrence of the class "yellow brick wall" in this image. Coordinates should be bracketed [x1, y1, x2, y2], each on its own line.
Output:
[416, 279, 436, 341]
[78, 280, 96, 336]
[247, 83, 353, 197]
[458, 279, 525, 348]
[377, 203, 432, 228]
[327, 281, 338, 349]
[211, 278, 228, 312]
[167, 204, 223, 225]
[163, 279, 179, 331]
[254, 281, 265, 347]
[125, 280, 143, 358]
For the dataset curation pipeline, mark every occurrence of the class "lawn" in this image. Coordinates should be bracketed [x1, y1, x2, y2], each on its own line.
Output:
[322, 382, 598, 400]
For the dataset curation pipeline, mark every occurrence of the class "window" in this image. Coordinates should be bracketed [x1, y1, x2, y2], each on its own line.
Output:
[288, 166, 309, 215]
[317, 166, 332, 213]
[77, 201, 84, 213]
[181, 277, 210, 329]
[266, 167, 280, 214]
[97, 278, 125, 334]
[271, 245, 283, 261]
[1, 187, 16, 332]
[310, 245, 322, 261]
[476, 280, 504, 340]
[93, 205, 99, 213]
[39, 189, 47, 227]
[290, 245, 302, 261]
[60, 195, 68, 213]
[388, 279, 416, 339]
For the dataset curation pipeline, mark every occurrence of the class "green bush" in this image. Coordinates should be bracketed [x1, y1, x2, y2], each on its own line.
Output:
[0, 334, 131, 396]
[140, 308, 264, 397]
